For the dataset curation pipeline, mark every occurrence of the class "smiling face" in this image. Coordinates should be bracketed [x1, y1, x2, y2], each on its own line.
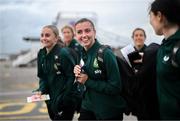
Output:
[75, 21, 96, 50]
[132, 29, 146, 49]
[40, 27, 58, 49]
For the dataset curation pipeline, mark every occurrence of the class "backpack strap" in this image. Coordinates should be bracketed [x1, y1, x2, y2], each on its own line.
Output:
[54, 46, 79, 75]
[97, 45, 110, 78]
[54, 47, 62, 75]
[172, 40, 180, 68]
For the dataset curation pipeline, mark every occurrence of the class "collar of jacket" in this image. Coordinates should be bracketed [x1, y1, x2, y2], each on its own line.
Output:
[82, 39, 101, 54]
[80, 39, 100, 63]
[162, 29, 180, 45]
[43, 44, 59, 57]
[134, 44, 147, 52]
[68, 39, 76, 47]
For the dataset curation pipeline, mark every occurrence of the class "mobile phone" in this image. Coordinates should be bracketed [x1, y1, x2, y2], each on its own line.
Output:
[128, 51, 142, 62]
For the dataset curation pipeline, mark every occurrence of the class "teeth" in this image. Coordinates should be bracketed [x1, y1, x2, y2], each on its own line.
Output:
[82, 39, 88, 41]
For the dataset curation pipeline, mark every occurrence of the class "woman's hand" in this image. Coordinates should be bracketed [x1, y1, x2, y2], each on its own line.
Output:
[32, 91, 42, 98]
[133, 52, 144, 63]
[74, 65, 81, 77]
[74, 65, 88, 84]
[77, 73, 88, 84]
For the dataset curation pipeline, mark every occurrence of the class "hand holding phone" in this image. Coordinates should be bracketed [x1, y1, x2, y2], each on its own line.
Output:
[128, 51, 143, 66]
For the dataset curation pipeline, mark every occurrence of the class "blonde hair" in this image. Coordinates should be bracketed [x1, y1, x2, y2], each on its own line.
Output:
[43, 25, 59, 37]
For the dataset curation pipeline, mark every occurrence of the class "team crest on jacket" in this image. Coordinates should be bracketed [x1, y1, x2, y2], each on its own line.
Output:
[93, 58, 99, 68]
[93, 58, 102, 74]
[163, 55, 169, 62]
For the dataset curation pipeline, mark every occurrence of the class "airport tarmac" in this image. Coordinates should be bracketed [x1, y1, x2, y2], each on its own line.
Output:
[0, 60, 50, 120]
[0, 60, 137, 120]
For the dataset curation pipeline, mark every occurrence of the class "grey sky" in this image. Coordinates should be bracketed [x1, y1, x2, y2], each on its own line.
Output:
[0, 0, 162, 55]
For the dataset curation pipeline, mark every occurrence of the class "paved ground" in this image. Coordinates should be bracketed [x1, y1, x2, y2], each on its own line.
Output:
[0, 60, 137, 121]
[0, 61, 50, 120]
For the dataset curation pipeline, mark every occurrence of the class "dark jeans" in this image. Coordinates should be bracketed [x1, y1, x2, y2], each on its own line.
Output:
[78, 108, 123, 121]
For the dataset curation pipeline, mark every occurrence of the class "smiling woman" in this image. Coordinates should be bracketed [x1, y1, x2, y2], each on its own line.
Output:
[73, 18, 126, 120]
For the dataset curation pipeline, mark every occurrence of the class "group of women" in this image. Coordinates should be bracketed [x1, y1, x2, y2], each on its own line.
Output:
[34, 0, 180, 120]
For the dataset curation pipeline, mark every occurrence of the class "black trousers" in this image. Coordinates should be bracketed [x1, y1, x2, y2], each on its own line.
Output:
[46, 103, 75, 121]
[56, 107, 75, 121]
[78, 108, 123, 121]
